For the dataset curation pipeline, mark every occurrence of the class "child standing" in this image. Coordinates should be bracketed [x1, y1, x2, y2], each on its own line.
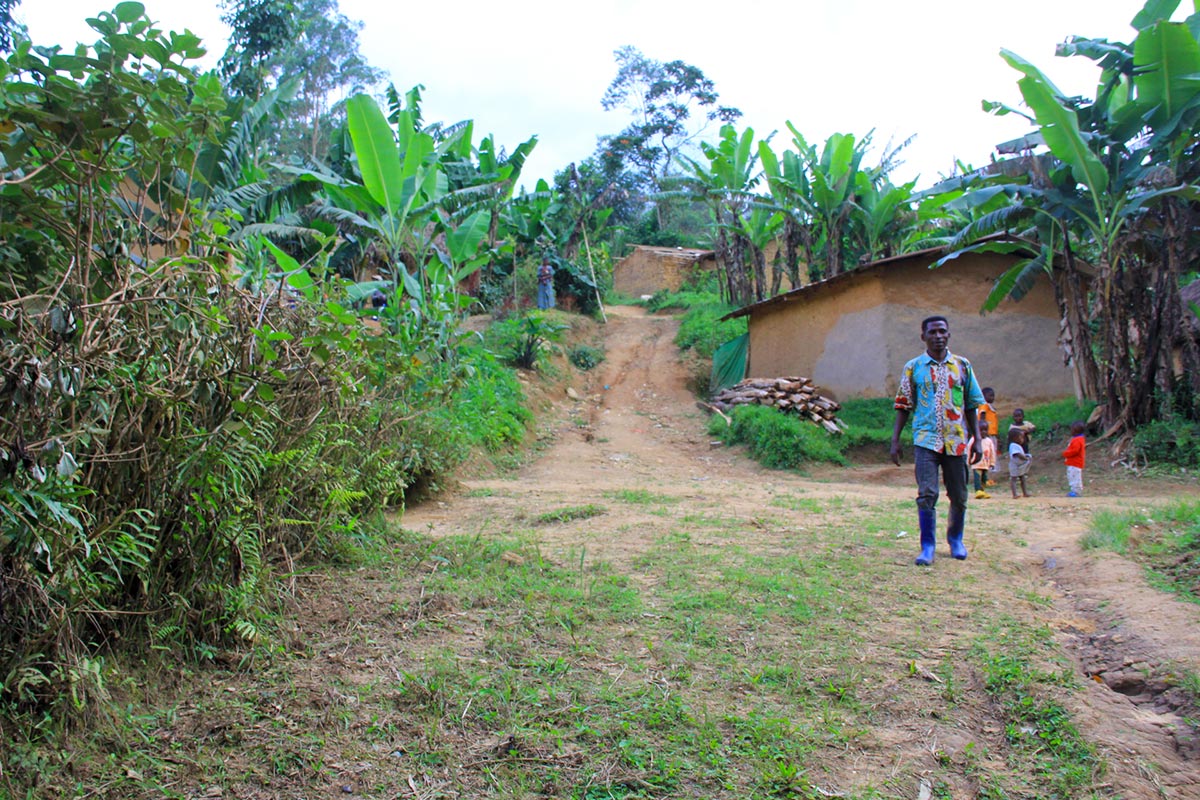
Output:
[979, 388, 1000, 484]
[1062, 421, 1087, 497]
[1008, 426, 1032, 498]
[1011, 408, 1036, 454]
[973, 418, 997, 499]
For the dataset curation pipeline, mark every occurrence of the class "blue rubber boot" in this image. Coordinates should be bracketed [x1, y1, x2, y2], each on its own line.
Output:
[915, 508, 937, 566]
[947, 505, 968, 560]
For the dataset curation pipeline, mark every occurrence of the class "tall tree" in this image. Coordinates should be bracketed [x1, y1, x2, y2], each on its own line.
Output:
[219, 0, 298, 101]
[679, 124, 760, 306]
[0, 0, 20, 54]
[599, 46, 741, 226]
[264, 0, 385, 162]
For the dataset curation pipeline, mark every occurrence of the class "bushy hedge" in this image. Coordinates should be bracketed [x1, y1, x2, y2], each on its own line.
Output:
[0, 12, 529, 724]
[710, 404, 848, 469]
[1132, 419, 1200, 469]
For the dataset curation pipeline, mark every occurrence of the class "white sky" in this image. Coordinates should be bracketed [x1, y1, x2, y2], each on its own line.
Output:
[18, 1, 1178, 192]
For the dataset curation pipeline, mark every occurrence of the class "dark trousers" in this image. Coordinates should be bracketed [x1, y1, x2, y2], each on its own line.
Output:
[914, 446, 969, 511]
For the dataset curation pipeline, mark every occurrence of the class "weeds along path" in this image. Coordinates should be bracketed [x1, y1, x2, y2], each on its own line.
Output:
[404, 305, 1200, 798]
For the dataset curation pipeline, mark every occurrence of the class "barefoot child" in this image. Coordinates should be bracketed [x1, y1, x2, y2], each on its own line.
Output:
[973, 418, 996, 498]
[1062, 420, 1087, 497]
[1011, 408, 1036, 455]
[1008, 426, 1032, 498]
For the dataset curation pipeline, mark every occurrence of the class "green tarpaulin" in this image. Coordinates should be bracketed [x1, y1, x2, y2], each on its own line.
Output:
[709, 333, 748, 395]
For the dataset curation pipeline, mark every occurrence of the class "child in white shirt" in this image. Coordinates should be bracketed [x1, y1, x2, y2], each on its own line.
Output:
[1008, 426, 1032, 498]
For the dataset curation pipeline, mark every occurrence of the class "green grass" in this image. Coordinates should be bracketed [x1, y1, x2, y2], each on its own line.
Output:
[534, 504, 608, 524]
[674, 301, 747, 360]
[972, 619, 1104, 798]
[1017, 398, 1097, 445]
[604, 488, 682, 506]
[13, 497, 1122, 800]
[646, 289, 724, 312]
[769, 493, 825, 513]
[1083, 498, 1200, 603]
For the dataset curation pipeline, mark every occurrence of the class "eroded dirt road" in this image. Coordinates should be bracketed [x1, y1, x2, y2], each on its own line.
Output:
[407, 305, 1200, 797]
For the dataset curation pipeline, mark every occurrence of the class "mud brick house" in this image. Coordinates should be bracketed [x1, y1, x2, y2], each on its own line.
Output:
[612, 245, 716, 297]
[721, 243, 1081, 405]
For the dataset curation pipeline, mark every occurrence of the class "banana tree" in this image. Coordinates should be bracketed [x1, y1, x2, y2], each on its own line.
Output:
[758, 141, 816, 288]
[791, 126, 869, 278]
[934, 0, 1200, 433]
[851, 174, 917, 262]
[735, 206, 785, 298]
[679, 124, 760, 306]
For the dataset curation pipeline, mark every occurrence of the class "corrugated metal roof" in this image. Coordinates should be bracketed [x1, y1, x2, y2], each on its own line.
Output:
[626, 245, 715, 259]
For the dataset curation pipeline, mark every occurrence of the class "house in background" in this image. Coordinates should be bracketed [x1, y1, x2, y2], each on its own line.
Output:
[721, 242, 1081, 405]
[612, 245, 715, 297]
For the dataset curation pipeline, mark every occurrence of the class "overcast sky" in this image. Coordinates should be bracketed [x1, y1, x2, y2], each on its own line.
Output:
[18, 1, 1176, 192]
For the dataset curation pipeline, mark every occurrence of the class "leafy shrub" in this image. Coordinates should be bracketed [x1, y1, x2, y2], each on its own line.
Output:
[710, 404, 847, 469]
[1131, 419, 1200, 469]
[485, 313, 567, 370]
[434, 350, 532, 453]
[676, 302, 747, 360]
[0, 8, 538, 728]
[568, 344, 605, 371]
[549, 254, 605, 316]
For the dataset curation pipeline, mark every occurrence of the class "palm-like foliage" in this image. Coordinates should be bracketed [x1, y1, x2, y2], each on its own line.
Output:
[678, 124, 761, 305]
[931, 0, 1200, 434]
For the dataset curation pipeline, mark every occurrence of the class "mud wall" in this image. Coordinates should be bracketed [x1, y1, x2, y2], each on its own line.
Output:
[613, 247, 713, 297]
[745, 252, 1075, 404]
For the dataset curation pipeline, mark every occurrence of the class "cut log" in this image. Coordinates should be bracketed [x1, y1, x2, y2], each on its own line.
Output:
[705, 376, 845, 434]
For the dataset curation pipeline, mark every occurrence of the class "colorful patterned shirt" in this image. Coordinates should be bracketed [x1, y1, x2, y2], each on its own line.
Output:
[894, 351, 985, 456]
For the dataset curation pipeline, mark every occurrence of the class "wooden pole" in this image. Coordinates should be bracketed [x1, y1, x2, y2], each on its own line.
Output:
[581, 226, 607, 323]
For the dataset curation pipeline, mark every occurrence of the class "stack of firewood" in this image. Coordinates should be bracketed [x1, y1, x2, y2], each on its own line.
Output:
[707, 377, 846, 434]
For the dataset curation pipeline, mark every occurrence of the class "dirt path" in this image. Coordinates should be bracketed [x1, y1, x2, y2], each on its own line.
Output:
[406, 306, 1200, 797]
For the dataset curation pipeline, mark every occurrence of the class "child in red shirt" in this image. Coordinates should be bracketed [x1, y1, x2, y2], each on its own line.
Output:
[1062, 420, 1086, 497]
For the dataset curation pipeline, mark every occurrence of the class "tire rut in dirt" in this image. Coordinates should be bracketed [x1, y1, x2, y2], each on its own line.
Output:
[1044, 561, 1200, 762]
[1068, 624, 1200, 759]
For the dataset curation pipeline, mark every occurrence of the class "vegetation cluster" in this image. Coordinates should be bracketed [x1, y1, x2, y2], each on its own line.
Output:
[0, 1, 591, 735]
[2, 2, 1200, 792]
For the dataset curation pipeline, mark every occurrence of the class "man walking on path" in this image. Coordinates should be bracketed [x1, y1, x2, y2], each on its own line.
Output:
[890, 316, 985, 566]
